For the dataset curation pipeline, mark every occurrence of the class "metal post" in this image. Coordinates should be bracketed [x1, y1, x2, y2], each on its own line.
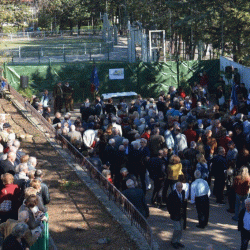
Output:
[163, 30, 166, 62]
[19, 46, 21, 58]
[176, 55, 180, 87]
[169, 9, 172, 61]
[149, 31, 152, 61]
[90, 50, 92, 61]
[38, 50, 40, 63]
[108, 46, 109, 61]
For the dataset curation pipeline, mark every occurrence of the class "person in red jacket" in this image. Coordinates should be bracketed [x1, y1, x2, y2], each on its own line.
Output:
[141, 128, 151, 142]
[184, 124, 197, 147]
[0, 173, 21, 222]
[217, 129, 232, 153]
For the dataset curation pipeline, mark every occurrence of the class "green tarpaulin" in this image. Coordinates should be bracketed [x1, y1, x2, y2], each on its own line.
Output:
[3, 60, 219, 101]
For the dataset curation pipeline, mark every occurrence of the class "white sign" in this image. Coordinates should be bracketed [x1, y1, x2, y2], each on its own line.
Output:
[109, 68, 124, 80]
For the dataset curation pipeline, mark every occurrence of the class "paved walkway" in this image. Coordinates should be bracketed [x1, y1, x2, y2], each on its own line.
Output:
[146, 193, 240, 250]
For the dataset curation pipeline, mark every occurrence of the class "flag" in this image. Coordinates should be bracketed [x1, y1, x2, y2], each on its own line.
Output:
[91, 65, 99, 92]
[230, 82, 238, 115]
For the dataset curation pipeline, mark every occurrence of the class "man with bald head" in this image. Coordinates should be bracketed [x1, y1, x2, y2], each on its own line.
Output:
[0, 151, 16, 177]
[167, 182, 186, 249]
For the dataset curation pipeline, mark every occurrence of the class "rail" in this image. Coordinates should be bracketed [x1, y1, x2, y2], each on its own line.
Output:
[4, 83, 153, 249]
[6, 83, 55, 136]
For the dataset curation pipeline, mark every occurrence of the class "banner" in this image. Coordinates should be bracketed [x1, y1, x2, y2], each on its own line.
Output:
[109, 68, 124, 80]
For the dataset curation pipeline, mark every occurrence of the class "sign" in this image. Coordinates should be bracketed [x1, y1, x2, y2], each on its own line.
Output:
[109, 68, 124, 80]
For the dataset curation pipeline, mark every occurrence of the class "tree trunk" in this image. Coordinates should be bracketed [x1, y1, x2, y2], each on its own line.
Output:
[78, 21, 81, 35]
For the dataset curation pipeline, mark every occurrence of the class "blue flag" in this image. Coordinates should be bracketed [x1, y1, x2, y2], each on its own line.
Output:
[231, 82, 238, 106]
[230, 82, 238, 114]
[91, 66, 99, 91]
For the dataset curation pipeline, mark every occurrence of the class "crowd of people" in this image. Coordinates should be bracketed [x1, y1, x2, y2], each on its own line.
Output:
[0, 114, 50, 249]
[29, 72, 250, 249]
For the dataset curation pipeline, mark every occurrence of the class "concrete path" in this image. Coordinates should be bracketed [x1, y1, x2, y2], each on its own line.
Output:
[146, 190, 241, 250]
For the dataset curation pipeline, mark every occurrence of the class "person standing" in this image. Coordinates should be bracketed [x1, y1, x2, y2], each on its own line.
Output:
[167, 182, 186, 249]
[232, 167, 250, 221]
[53, 82, 63, 114]
[148, 150, 165, 206]
[40, 89, 50, 108]
[62, 82, 74, 112]
[122, 179, 149, 219]
[190, 170, 210, 229]
[238, 198, 250, 250]
[210, 147, 227, 204]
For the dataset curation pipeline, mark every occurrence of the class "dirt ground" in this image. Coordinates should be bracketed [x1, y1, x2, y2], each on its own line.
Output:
[0, 98, 138, 250]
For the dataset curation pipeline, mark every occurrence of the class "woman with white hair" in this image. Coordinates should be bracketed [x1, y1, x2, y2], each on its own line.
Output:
[232, 167, 250, 221]
[2, 222, 29, 249]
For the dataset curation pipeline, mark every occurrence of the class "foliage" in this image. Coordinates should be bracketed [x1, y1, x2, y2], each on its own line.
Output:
[0, 2, 35, 32]
[17, 86, 38, 100]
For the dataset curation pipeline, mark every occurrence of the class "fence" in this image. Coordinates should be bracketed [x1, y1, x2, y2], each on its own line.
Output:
[56, 134, 153, 249]
[5, 83, 55, 136]
[0, 29, 103, 41]
[1, 41, 115, 64]
[4, 82, 153, 249]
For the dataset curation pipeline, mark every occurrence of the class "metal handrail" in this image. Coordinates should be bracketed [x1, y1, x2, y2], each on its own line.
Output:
[4, 83, 153, 249]
[56, 134, 153, 248]
[6, 83, 55, 136]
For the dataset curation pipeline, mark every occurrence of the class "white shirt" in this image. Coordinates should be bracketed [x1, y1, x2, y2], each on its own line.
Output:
[244, 211, 250, 230]
[190, 178, 211, 204]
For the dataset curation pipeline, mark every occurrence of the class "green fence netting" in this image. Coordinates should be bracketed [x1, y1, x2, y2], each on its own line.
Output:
[3, 60, 219, 101]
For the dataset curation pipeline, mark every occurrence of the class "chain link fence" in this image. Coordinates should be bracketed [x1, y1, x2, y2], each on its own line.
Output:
[1, 41, 115, 63]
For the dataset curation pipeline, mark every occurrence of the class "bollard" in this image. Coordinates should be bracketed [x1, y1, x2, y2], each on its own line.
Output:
[38, 51, 40, 63]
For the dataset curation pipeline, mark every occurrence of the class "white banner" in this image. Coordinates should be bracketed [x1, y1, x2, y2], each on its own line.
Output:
[109, 68, 124, 80]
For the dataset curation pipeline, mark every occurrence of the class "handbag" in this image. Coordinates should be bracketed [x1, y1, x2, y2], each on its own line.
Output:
[0, 200, 12, 212]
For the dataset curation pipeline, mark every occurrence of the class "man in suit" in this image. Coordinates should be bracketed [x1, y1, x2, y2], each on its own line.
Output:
[167, 182, 186, 249]
[149, 150, 165, 206]
[0, 152, 16, 176]
[62, 82, 74, 112]
[53, 82, 63, 114]
[238, 198, 250, 250]
[211, 119, 225, 141]
[210, 147, 227, 204]
[122, 179, 149, 218]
